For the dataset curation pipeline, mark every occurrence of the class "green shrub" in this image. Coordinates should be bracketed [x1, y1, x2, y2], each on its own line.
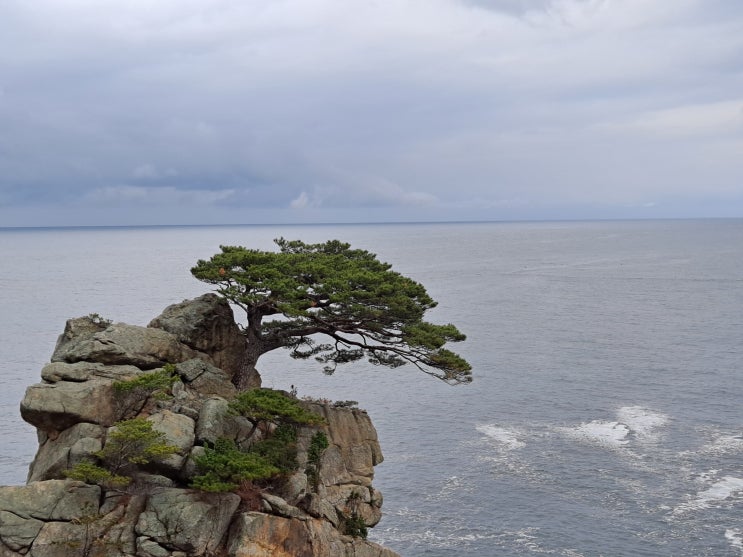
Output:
[340, 512, 368, 539]
[190, 473, 241, 493]
[96, 417, 179, 475]
[113, 367, 176, 395]
[307, 431, 329, 463]
[64, 460, 130, 489]
[64, 418, 178, 489]
[230, 388, 325, 430]
[250, 424, 298, 473]
[113, 366, 178, 418]
[305, 431, 329, 491]
[191, 390, 328, 494]
[190, 438, 280, 492]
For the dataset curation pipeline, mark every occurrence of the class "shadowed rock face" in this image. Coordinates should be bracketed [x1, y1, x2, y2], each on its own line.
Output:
[148, 293, 247, 379]
[1, 297, 399, 557]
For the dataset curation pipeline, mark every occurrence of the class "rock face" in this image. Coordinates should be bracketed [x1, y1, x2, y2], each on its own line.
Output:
[0, 297, 399, 557]
[148, 294, 248, 381]
[52, 321, 204, 370]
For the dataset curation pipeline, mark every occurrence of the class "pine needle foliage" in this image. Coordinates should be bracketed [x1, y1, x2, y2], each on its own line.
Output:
[229, 388, 326, 429]
[305, 431, 329, 491]
[191, 238, 472, 385]
[249, 424, 299, 474]
[340, 512, 368, 539]
[96, 418, 179, 476]
[113, 365, 178, 418]
[64, 460, 130, 489]
[113, 366, 176, 395]
[190, 438, 280, 492]
[64, 418, 178, 488]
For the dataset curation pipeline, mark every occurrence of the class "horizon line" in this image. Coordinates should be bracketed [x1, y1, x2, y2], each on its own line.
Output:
[1, 215, 741, 232]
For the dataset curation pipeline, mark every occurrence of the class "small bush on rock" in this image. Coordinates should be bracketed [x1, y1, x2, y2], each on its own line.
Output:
[64, 418, 177, 489]
[192, 390, 328, 495]
[64, 460, 130, 489]
[97, 417, 179, 476]
[229, 388, 326, 438]
[191, 438, 280, 492]
[340, 512, 368, 539]
[250, 423, 299, 474]
[113, 365, 178, 418]
[306, 431, 329, 491]
[113, 366, 177, 395]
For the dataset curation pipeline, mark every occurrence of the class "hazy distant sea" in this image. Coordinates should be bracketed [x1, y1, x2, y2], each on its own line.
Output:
[1, 220, 742, 556]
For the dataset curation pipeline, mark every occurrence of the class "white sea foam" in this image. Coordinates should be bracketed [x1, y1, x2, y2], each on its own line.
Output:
[561, 420, 631, 448]
[702, 434, 743, 455]
[502, 527, 586, 555]
[474, 424, 545, 480]
[427, 475, 473, 501]
[673, 476, 743, 515]
[616, 406, 669, 439]
[476, 424, 526, 450]
[697, 470, 720, 482]
[560, 406, 668, 450]
[726, 529, 743, 556]
[373, 511, 505, 549]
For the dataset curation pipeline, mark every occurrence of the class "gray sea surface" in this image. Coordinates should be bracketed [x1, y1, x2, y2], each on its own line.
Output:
[1, 219, 742, 556]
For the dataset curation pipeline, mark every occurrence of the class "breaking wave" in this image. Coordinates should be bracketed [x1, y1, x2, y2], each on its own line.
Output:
[475, 424, 526, 450]
[673, 475, 743, 515]
[558, 406, 669, 449]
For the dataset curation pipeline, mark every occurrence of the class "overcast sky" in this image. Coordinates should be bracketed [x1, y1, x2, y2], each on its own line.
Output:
[1, 0, 741, 226]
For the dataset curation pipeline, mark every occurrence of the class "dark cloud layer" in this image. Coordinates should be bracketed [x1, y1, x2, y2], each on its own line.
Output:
[1, 0, 742, 226]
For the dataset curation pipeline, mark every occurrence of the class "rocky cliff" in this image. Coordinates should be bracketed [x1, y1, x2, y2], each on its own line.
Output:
[0, 295, 399, 557]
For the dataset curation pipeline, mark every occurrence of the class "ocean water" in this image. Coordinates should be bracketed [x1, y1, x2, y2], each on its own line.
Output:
[1, 219, 742, 556]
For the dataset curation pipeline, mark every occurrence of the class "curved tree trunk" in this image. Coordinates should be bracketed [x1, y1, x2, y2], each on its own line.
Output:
[232, 309, 281, 390]
[232, 347, 263, 391]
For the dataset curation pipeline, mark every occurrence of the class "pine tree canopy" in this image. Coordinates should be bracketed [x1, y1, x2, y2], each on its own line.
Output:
[191, 238, 472, 385]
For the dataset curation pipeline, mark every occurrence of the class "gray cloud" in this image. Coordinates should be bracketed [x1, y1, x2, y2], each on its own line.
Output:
[0, 0, 741, 226]
[461, 0, 553, 16]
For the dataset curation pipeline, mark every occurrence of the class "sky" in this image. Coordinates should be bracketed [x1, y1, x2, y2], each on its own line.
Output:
[0, 0, 742, 227]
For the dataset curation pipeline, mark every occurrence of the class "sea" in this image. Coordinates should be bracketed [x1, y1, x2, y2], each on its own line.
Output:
[1, 219, 741, 556]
